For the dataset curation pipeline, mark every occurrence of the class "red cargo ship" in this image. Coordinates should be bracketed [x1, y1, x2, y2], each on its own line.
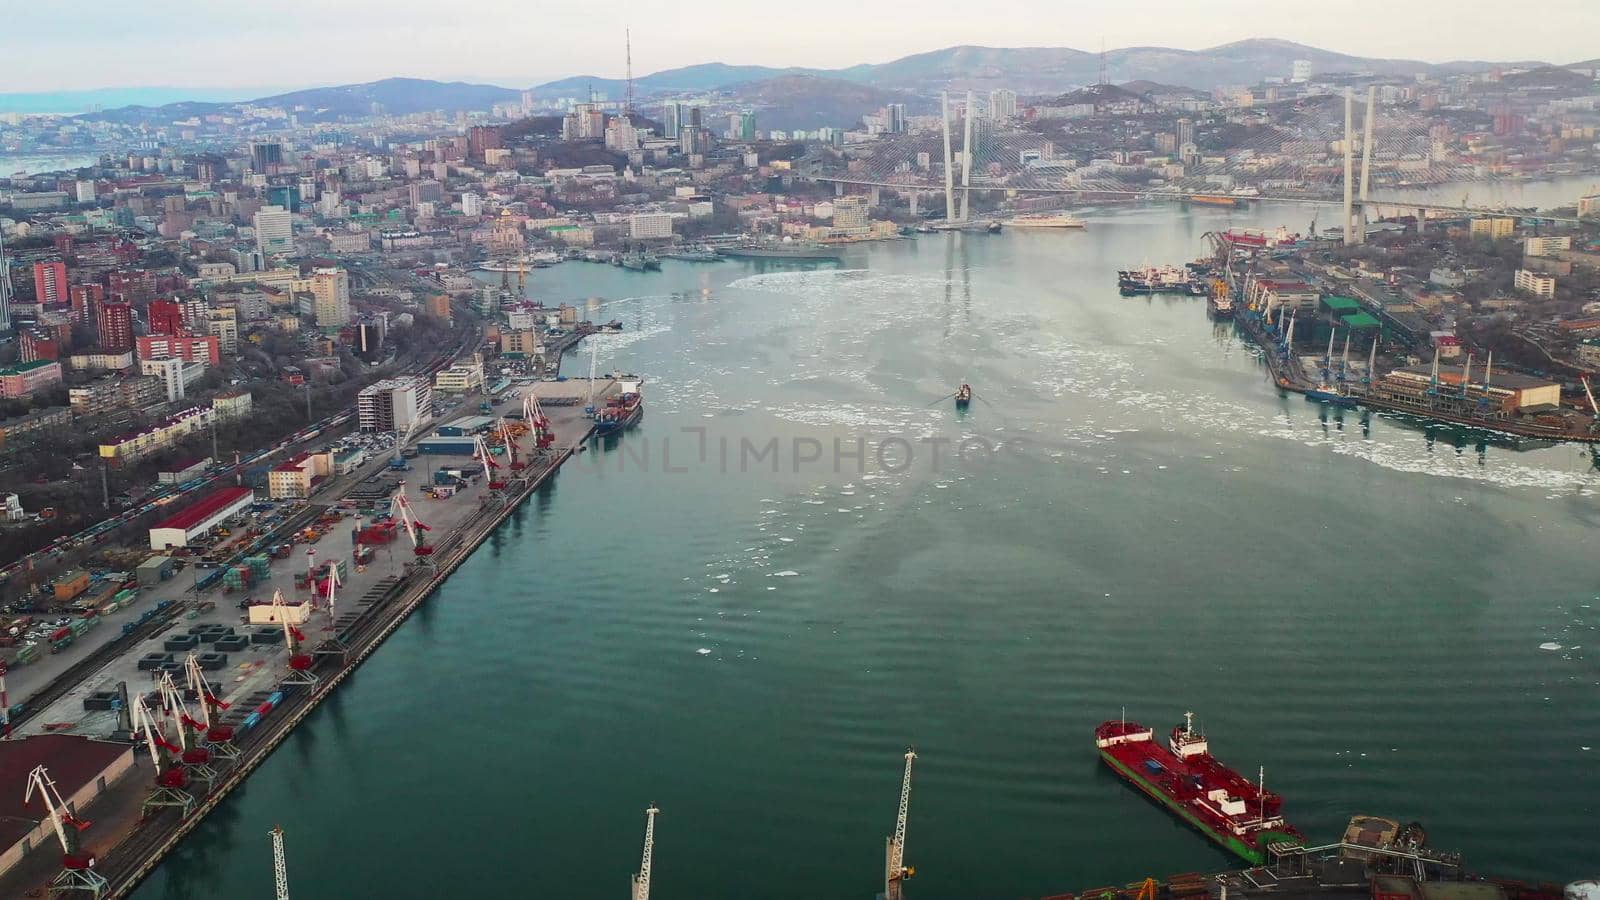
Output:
[1095, 713, 1303, 864]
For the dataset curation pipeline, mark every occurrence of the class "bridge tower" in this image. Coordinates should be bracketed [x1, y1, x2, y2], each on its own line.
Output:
[940, 93, 955, 222]
[1343, 89, 1355, 245]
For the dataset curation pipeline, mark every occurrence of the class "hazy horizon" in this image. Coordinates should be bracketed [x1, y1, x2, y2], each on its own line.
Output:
[2, 0, 1597, 95]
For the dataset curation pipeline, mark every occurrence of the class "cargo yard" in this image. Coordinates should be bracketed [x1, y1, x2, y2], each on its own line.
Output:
[0, 372, 618, 899]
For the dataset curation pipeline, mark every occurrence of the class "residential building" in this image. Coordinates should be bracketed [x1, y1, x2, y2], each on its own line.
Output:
[66, 349, 134, 371]
[100, 405, 214, 461]
[1524, 235, 1573, 257]
[31, 260, 66, 307]
[254, 204, 293, 254]
[1469, 217, 1516, 240]
[206, 309, 238, 354]
[0, 360, 63, 398]
[69, 375, 163, 415]
[140, 357, 205, 401]
[1577, 338, 1600, 368]
[310, 267, 351, 326]
[832, 196, 870, 229]
[20, 329, 59, 363]
[1514, 268, 1556, 298]
[268, 452, 328, 499]
[212, 389, 253, 421]
[0, 407, 73, 449]
[460, 192, 482, 216]
[988, 89, 1017, 121]
[357, 375, 432, 433]
[148, 297, 185, 335]
[96, 301, 134, 352]
[500, 329, 544, 357]
[137, 334, 221, 367]
[629, 212, 675, 239]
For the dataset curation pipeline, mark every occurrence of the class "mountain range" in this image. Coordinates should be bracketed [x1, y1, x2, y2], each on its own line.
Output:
[16, 39, 1580, 123]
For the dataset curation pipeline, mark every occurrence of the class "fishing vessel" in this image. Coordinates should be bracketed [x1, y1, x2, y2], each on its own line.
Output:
[1095, 713, 1303, 864]
[594, 377, 643, 436]
[1006, 213, 1087, 229]
[955, 384, 972, 409]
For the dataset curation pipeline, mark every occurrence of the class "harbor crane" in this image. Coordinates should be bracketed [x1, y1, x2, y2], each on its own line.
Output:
[884, 748, 916, 900]
[1582, 376, 1600, 432]
[630, 805, 659, 900]
[269, 589, 318, 686]
[157, 672, 219, 789]
[271, 826, 291, 900]
[131, 691, 194, 817]
[391, 487, 434, 557]
[390, 418, 421, 469]
[25, 765, 108, 898]
[522, 391, 554, 455]
[185, 652, 237, 759]
[476, 435, 507, 492]
[320, 560, 343, 621]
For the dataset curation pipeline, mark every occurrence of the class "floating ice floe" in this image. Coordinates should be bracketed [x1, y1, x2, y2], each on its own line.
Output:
[1540, 642, 1564, 651]
[696, 648, 712, 655]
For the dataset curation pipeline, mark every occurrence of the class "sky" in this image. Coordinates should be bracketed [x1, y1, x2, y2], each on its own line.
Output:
[2, 0, 1598, 94]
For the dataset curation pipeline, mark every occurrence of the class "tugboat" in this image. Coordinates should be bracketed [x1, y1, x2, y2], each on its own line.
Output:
[594, 377, 644, 436]
[955, 384, 972, 409]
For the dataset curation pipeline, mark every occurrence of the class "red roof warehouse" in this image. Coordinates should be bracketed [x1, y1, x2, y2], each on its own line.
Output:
[148, 486, 255, 550]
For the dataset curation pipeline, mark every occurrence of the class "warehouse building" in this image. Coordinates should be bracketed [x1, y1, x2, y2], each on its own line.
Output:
[149, 486, 255, 550]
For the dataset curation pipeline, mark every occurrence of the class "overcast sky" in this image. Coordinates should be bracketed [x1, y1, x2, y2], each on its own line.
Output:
[4, 0, 1597, 93]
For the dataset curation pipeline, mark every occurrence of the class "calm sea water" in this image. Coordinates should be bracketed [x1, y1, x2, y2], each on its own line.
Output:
[137, 201, 1599, 900]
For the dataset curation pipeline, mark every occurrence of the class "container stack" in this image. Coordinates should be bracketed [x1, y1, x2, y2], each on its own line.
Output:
[247, 554, 272, 581]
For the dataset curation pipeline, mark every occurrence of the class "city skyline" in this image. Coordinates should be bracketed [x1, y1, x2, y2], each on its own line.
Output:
[2, 0, 1597, 94]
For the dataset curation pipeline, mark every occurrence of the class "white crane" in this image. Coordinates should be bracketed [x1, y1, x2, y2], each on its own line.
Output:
[391, 487, 433, 556]
[157, 672, 218, 787]
[185, 652, 237, 757]
[270, 589, 318, 686]
[884, 748, 916, 900]
[630, 805, 659, 900]
[25, 765, 108, 897]
[131, 691, 195, 817]
[391, 417, 421, 468]
[271, 825, 290, 900]
[322, 560, 343, 620]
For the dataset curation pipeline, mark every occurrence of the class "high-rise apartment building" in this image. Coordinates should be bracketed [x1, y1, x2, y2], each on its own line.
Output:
[32, 260, 67, 307]
[310, 267, 351, 326]
[988, 90, 1017, 121]
[97, 301, 134, 352]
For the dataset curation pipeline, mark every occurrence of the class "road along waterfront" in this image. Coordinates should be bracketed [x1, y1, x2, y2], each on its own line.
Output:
[136, 203, 1599, 900]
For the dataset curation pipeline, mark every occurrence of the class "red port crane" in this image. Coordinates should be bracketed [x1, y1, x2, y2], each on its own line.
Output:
[391, 487, 433, 556]
[185, 652, 237, 758]
[25, 764, 108, 896]
[131, 690, 194, 817]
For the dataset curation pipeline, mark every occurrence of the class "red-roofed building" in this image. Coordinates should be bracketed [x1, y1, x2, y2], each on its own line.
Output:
[267, 451, 327, 499]
[149, 486, 254, 549]
[0, 734, 135, 878]
[137, 334, 219, 367]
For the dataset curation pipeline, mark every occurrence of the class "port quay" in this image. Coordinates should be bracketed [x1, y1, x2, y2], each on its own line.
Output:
[0, 364, 618, 899]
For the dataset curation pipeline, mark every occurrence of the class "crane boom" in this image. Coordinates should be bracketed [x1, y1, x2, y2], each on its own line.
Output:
[630, 805, 659, 900]
[885, 747, 916, 895]
[271, 826, 290, 900]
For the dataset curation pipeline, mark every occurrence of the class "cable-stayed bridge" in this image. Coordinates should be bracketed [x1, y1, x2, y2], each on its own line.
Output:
[790, 89, 1591, 228]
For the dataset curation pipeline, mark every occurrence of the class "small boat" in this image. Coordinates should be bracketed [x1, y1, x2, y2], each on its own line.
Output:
[955, 384, 972, 409]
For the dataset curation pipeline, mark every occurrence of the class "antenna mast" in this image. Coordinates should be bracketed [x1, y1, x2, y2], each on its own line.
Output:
[625, 28, 635, 116]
